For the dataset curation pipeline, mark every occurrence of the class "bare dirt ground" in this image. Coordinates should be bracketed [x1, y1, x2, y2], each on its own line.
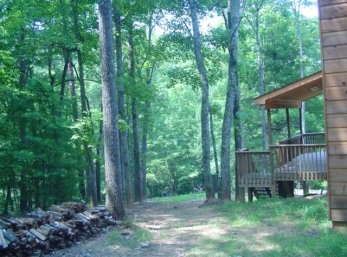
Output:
[47, 198, 288, 257]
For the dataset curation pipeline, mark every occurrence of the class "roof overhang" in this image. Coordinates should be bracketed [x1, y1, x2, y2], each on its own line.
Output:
[253, 71, 323, 109]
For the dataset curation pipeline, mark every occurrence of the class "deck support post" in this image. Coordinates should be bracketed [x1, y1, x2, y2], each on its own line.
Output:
[239, 187, 245, 202]
[267, 109, 272, 146]
[299, 108, 303, 135]
[247, 187, 253, 202]
[303, 181, 309, 196]
[286, 108, 291, 139]
[271, 182, 277, 198]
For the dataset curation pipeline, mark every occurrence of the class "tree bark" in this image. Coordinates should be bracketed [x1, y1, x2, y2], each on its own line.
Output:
[18, 29, 29, 212]
[188, 0, 214, 200]
[249, 1, 267, 150]
[220, 0, 241, 201]
[141, 104, 149, 199]
[98, 0, 126, 220]
[77, 49, 97, 207]
[209, 105, 220, 196]
[291, 0, 306, 133]
[114, 5, 134, 207]
[128, 22, 143, 203]
[68, 56, 79, 121]
[95, 118, 103, 203]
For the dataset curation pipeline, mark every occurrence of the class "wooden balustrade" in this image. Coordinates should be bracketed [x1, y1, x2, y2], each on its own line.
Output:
[236, 132, 327, 201]
[269, 144, 327, 181]
[236, 151, 271, 188]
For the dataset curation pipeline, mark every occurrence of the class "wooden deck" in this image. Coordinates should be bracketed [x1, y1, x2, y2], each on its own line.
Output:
[236, 133, 327, 201]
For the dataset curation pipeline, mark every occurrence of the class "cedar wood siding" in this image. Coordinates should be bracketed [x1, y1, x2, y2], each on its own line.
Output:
[319, 0, 347, 226]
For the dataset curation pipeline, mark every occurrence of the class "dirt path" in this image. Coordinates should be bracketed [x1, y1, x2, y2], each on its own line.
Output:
[49, 198, 281, 257]
[49, 198, 225, 257]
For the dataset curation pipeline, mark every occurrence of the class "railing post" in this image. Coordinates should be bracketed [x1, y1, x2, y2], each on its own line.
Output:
[270, 146, 276, 197]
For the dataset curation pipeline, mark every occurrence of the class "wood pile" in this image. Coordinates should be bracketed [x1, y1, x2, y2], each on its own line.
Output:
[0, 202, 118, 257]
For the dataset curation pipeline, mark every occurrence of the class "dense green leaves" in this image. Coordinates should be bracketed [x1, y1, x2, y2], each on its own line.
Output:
[0, 0, 323, 212]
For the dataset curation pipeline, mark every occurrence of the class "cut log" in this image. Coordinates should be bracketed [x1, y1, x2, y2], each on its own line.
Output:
[29, 229, 47, 241]
[61, 202, 87, 213]
[83, 211, 100, 221]
[49, 221, 70, 234]
[16, 218, 38, 229]
[0, 218, 12, 229]
[0, 203, 118, 256]
[0, 229, 8, 249]
[2, 229, 19, 244]
[74, 213, 90, 226]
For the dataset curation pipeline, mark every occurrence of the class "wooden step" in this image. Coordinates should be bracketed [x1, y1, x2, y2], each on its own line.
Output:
[252, 187, 272, 198]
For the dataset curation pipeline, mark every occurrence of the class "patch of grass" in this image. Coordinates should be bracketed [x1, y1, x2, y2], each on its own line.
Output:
[107, 225, 152, 249]
[204, 195, 347, 257]
[142, 193, 346, 257]
[263, 229, 347, 257]
[189, 236, 245, 257]
[212, 196, 329, 228]
[150, 193, 205, 203]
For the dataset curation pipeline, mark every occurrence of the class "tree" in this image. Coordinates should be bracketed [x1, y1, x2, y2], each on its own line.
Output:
[245, 0, 267, 150]
[187, 0, 214, 200]
[98, 0, 126, 219]
[220, 0, 242, 200]
[127, 20, 144, 203]
[113, 3, 134, 208]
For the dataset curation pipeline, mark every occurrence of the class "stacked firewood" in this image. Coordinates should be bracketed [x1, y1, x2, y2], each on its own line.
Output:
[0, 202, 118, 257]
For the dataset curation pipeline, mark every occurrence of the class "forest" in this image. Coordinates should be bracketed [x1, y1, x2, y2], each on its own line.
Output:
[0, 0, 324, 217]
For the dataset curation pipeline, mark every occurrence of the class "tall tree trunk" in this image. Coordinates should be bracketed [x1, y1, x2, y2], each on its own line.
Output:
[71, 0, 97, 206]
[140, 17, 156, 200]
[68, 56, 87, 199]
[60, 48, 69, 101]
[98, 0, 126, 219]
[220, 0, 241, 201]
[128, 22, 143, 203]
[141, 102, 150, 199]
[188, 0, 214, 200]
[77, 49, 97, 207]
[291, 0, 306, 133]
[19, 30, 28, 212]
[141, 101, 150, 199]
[114, 5, 134, 207]
[291, 0, 308, 195]
[4, 185, 13, 215]
[245, 1, 267, 147]
[132, 97, 142, 202]
[209, 106, 220, 196]
[68, 58, 79, 121]
[233, 77, 243, 200]
[254, 3, 267, 150]
[95, 118, 103, 203]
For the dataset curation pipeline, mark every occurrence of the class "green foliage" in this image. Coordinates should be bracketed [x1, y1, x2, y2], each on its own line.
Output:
[0, 0, 324, 214]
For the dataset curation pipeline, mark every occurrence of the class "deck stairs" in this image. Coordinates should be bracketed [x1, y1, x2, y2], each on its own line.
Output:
[252, 187, 277, 199]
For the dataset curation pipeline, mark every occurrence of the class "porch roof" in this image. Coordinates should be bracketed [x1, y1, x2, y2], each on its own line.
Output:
[253, 71, 323, 109]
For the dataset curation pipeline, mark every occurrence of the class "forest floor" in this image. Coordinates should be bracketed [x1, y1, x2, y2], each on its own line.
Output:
[49, 197, 244, 257]
[47, 194, 334, 257]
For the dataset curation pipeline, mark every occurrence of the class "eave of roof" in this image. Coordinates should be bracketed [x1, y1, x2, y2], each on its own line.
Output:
[253, 71, 323, 109]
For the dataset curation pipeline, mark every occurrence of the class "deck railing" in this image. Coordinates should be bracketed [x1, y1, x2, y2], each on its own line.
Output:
[269, 144, 327, 181]
[236, 151, 271, 187]
[279, 132, 325, 145]
[236, 132, 327, 186]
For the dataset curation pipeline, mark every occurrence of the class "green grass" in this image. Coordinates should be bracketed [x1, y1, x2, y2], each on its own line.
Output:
[197, 196, 347, 257]
[109, 193, 347, 256]
[107, 224, 152, 249]
[149, 192, 206, 203]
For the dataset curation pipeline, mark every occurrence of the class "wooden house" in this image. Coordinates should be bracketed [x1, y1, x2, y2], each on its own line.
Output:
[236, 71, 326, 202]
[236, 0, 347, 229]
